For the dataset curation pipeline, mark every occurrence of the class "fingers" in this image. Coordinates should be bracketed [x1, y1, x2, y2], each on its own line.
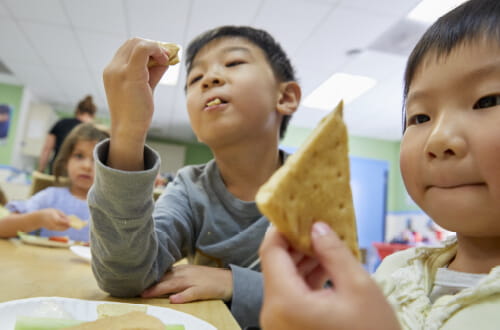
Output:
[104, 37, 169, 91]
[128, 38, 169, 88]
[169, 287, 201, 304]
[296, 255, 321, 277]
[128, 38, 169, 68]
[304, 264, 329, 289]
[311, 222, 367, 293]
[141, 272, 186, 298]
[259, 227, 309, 294]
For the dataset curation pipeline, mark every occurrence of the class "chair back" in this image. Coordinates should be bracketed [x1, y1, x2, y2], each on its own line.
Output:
[29, 171, 68, 196]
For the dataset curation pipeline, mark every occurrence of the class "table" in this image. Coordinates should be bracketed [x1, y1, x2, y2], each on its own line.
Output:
[0, 239, 241, 329]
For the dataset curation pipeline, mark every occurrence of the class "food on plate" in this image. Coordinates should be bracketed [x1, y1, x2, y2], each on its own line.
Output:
[14, 316, 83, 329]
[256, 101, 360, 258]
[68, 215, 87, 230]
[14, 303, 186, 330]
[17, 231, 72, 248]
[65, 311, 169, 330]
[96, 303, 147, 318]
[148, 42, 181, 67]
[48, 236, 69, 243]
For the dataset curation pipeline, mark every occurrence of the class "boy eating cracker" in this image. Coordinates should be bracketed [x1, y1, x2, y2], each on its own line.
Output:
[88, 25, 301, 328]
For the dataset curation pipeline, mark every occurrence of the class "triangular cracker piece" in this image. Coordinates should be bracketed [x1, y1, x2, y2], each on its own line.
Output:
[148, 42, 180, 67]
[68, 215, 88, 230]
[256, 101, 360, 258]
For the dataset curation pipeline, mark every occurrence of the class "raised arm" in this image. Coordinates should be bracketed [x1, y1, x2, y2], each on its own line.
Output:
[103, 38, 172, 171]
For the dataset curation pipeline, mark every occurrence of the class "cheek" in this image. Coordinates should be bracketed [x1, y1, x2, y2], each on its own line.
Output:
[185, 94, 200, 123]
[399, 137, 421, 195]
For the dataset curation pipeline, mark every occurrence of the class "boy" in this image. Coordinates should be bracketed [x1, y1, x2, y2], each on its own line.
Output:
[259, 0, 500, 329]
[88, 25, 301, 328]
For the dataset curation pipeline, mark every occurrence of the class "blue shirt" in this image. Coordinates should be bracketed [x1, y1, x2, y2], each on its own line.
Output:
[6, 187, 90, 241]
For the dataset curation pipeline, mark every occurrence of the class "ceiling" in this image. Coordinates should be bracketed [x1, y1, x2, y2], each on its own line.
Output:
[0, 0, 434, 143]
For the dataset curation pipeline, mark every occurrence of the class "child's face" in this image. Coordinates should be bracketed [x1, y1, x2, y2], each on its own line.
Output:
[185, 37, 283, 147]
[400, 40, 500, 236]
[66, 139, 97, 194]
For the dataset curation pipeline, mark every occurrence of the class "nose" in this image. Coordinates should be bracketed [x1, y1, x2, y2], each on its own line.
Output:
[201, 69, 225, 90]
[424, 115, 466, 160]
[81, 157, 93, 169]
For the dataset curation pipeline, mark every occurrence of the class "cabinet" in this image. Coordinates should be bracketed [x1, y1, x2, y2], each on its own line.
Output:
[21, 103, 57, 157]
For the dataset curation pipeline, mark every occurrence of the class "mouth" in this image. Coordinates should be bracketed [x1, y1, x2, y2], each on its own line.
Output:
[77, 174, 92, 180]
[427, 182, 485, 190]
[204, 97, 227, 109]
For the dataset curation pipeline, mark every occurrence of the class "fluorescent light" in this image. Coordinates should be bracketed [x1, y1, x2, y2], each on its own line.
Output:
[407, 0, 468, 24]
[303, 73, 376, 111]
[159, 48, 182, 86]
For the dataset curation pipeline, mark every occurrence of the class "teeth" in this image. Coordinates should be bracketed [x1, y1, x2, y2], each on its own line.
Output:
[206, 98, 222, 107]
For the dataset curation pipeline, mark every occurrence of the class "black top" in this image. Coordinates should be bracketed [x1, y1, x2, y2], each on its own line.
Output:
[48, 118, 81, 170]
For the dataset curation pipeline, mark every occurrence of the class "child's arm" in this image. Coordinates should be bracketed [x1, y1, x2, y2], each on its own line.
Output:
[102, 38, 172, 171]
[259, 223, 401, 330]
[0, 209, 70, 238]
[88, 150, 197, 297]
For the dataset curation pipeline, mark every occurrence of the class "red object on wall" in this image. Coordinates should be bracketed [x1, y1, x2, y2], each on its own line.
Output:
[372, 242, 414, 259]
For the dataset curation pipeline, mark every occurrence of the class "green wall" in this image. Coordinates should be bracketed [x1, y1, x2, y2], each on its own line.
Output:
[282, 126, 418, 213]
[0, 83, 23, 165]
[146, 137, 213, 165]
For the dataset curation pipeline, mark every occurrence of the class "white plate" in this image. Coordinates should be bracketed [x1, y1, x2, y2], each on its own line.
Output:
[0, 297, 216, 329]
[70, 245, 91, 261]
[18, 233, 73, 248]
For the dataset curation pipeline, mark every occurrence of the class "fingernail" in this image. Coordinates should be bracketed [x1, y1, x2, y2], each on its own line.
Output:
[312, 222, 331, 238]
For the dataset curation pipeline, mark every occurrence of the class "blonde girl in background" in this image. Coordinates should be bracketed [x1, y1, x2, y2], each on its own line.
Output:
[0, 123, 109, 241]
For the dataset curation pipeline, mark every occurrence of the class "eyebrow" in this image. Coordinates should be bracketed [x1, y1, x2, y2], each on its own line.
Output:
[189, 46, 253, 71]
[462, 59, 500, 81]
[406, 59, 500, 105]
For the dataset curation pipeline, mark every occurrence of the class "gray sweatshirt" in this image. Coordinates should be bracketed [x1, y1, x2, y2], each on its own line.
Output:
[88, 140, 271, 328]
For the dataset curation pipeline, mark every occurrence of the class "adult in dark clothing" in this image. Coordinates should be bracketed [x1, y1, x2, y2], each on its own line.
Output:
[38, 95, 97, 173]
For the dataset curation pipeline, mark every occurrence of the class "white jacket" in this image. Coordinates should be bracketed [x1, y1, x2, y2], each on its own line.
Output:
[373, 238, 500, 330]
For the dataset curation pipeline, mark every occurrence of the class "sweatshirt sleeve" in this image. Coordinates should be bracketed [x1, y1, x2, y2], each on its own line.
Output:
[229, 264, 263, 328]
[88, 140, 184, 297]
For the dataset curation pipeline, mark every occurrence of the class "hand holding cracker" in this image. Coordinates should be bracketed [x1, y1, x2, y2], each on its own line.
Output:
[103, 38, 180, 171]
[256, 101, 360, 258]
[147, 42, 181, 67]
[68, 215, 88, 230]
[259, 222, 399, 330]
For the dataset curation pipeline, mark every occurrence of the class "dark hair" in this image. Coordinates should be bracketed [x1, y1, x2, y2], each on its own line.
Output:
[75, 95, 97, 117]
[185, 25, 297, 139]
[52, 123, 109, 180]
[0, 186, 6, 206]
[402, 0, 500, 129]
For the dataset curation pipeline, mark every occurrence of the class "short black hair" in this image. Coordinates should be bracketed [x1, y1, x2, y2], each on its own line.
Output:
[403, 0, 500, 129]
[185, 25, 297, 139]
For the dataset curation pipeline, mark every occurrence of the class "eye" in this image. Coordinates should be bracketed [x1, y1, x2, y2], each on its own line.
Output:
[226, 60, 245, 67]
[188, 75, 202, 85]
[473, 95, 500, 109]
[72, 152, 84, 160]
[407, 114, 430, 126]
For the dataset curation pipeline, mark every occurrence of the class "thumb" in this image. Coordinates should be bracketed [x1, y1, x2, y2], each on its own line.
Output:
[311, 222, 364, 290]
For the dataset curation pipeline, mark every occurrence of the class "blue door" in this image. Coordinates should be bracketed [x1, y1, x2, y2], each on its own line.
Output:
[349, 156, 388, 250]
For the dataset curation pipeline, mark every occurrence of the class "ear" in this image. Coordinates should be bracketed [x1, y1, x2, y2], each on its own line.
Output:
[276, 81, 301, 116]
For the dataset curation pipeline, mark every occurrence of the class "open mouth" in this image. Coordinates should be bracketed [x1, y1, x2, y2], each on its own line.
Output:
[205, 97, 227, 107]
